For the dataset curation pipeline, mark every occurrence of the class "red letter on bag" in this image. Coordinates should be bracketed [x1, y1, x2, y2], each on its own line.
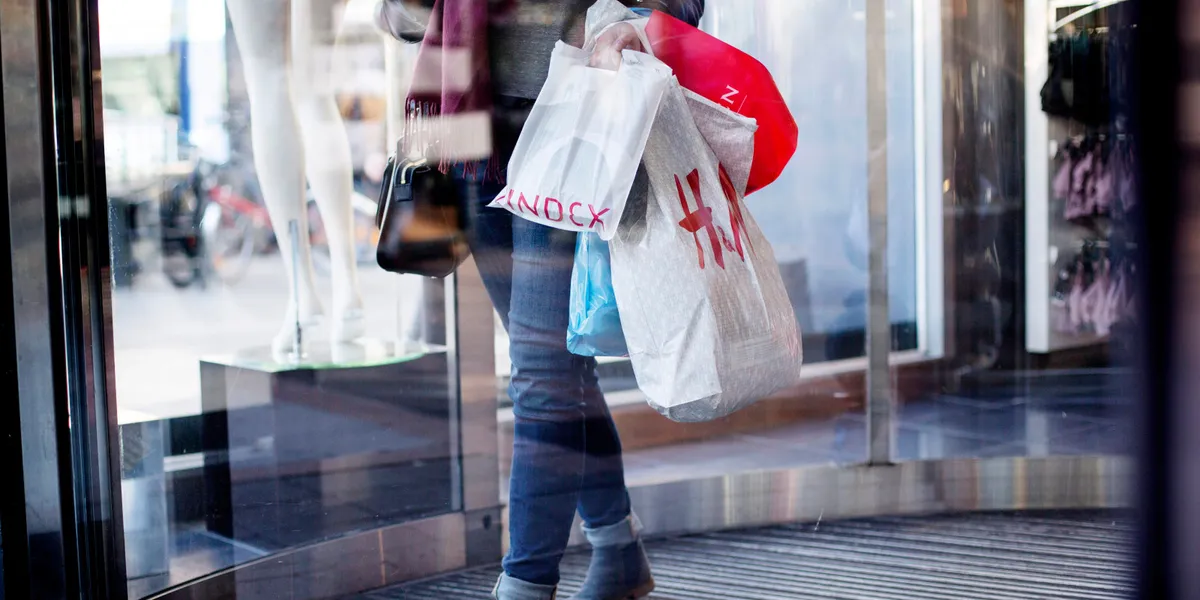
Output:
[518, 193, 540, 217]
[569, 203, 585, 226]
[719, 164, 753, 260]
[544, 198, 564, 222]
[676, 169, 724, 270]
[504, 189, 516, 210]
[588, 205, 610, 229]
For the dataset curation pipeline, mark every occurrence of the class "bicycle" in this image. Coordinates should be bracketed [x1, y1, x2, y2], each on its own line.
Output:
[158, 155, 267, 289]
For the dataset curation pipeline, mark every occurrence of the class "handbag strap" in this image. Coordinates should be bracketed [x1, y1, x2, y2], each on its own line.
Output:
[375, 156, 435, 230]
[374, 156, 397, 230]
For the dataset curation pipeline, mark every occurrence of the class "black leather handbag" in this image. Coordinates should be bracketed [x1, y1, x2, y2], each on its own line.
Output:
[374, 156, 470, 278]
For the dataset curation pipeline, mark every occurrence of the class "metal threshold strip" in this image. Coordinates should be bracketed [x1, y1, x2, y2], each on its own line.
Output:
[359, 510, 1133, 600]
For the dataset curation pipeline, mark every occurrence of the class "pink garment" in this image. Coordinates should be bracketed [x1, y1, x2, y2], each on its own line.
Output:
[1092, 152, 1114, 215]
[1053, 156, 1074, 201]
[1067, 151, 1094, 220]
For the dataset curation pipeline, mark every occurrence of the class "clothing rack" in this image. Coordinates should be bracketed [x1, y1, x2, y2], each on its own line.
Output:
[1025, 0, 1132, 353]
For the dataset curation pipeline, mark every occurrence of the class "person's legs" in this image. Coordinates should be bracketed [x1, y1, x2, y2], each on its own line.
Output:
[466, 165, 639, 597]
[500, 214, 593, 586]
[575, 356, 632, 528]
[571, 365, 653, 600]
[465, 178, 515, 322]
[466, 176, 601, 588]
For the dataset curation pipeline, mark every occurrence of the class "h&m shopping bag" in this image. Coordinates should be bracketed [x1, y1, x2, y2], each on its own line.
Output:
[609, 80, 803, 422]
[489, 6, 672, 240]
[568, 233, 628, 357]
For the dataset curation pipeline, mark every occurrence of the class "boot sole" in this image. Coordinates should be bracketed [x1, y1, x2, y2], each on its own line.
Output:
[625, 580, 655, 599]
[575, 580, 655, 600]
[568, 577, 655, 600]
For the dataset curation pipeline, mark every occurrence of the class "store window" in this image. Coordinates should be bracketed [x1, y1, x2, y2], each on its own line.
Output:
[100, 0, 461, 596]
[703, 0, 922, 364]
[59, 0, 1139, 596]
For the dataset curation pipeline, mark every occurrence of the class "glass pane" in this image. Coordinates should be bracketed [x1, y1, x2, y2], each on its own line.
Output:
[890, 0, 1138, 462]
[99, 1, 460, 596]
[714, 0, 919, 364]
[365, 0, 1139, 594]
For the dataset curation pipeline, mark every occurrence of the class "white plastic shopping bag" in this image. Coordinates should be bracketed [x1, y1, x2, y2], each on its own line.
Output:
[609, 80, 804, 422]
[490, 3, 671, 240]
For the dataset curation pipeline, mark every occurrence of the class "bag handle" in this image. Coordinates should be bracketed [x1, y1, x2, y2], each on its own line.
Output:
[374, 156, 431, 230]
[374, 156, 396, 230]
[586, 18, 654, 58]
[583, 0, 654, 55]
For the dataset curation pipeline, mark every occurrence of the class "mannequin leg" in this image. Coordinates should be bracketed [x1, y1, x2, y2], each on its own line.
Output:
[291, 0, 365, 343]
[226, 0, 325, 354]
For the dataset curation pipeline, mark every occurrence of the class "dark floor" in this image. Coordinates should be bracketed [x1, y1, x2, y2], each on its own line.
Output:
[361, 510, 1134, 600]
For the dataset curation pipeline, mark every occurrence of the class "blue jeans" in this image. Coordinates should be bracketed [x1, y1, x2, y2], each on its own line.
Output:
[464, 176, 632, 586]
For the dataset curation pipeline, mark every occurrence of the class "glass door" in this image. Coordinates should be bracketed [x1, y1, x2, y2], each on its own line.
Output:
[19, 0, 502, 597]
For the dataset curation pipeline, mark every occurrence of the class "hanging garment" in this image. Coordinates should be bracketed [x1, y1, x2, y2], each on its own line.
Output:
[1053, 149, 1075, 203]
[1041, 32, 1112, 125]
[1068, 148, 1095, 220]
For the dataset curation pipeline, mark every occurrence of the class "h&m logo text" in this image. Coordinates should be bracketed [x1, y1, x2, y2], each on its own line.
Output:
[675, 165, 753, 270]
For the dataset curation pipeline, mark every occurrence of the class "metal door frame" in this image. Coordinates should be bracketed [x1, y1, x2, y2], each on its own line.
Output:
[1, 0, 129, 597]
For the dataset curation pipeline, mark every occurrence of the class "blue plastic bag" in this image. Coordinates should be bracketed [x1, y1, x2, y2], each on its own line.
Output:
[568, 233, 628, 357]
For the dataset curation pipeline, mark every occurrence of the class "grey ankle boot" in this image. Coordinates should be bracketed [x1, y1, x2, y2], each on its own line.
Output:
[493, 573, 558, 600]
[569, 514, 655, 600]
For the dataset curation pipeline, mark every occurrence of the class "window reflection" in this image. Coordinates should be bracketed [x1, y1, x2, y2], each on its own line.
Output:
[703, 0, 920, 363]
[100, 1, 457, 597]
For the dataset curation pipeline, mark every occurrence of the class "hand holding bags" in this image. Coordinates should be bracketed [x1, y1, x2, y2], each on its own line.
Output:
[488, 2, 672, 240]
[609, 81, 804, 422]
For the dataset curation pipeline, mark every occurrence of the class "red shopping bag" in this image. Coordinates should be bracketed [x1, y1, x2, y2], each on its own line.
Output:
[644, 11, 798, 195]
